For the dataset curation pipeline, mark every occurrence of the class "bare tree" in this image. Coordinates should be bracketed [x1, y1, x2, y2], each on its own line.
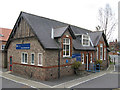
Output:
[96, 4, 117, 40]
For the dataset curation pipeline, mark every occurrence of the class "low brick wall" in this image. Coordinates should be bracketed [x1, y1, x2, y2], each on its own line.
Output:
[12, 64, 46, 80]
[101, 60, 108, 70]
[60, 65, 74, 77]
[10, 63, 75, 81]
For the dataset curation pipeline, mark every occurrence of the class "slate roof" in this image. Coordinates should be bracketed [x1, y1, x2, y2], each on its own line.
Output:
[73, 40, 95, 50]
[54, 26, 69, 38]
[18, 12, 92, 50]
[88, 31, 103, 46]
[6, 11, 108, 50]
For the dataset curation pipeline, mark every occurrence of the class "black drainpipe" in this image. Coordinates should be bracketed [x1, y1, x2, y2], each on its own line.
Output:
[58, 47, 60, 79]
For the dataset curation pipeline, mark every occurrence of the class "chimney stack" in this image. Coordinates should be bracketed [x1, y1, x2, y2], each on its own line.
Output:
[51, 28, 54, 39]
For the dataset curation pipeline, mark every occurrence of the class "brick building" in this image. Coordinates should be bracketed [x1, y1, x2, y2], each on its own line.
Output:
[0, 28, 12, 68]
[109, 39, 118, 51]
[5, 12, 109, 80]
[109, 39, 120, 53]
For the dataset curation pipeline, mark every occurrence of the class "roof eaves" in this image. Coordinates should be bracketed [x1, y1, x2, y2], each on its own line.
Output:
[74, 48, 95, 51]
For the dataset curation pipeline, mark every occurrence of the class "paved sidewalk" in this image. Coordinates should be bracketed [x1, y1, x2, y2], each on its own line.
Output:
[53, 64, 114, 88]
[0, 64, 114, 88]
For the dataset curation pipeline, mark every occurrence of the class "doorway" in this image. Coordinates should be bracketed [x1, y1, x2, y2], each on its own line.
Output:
[86, 53, 89, 70]
[9, 56, 12, 71]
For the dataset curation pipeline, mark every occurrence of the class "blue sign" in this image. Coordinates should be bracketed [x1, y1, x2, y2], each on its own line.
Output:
[16, 43, 30, 50]
[76, 56, 81, 61]
[66, 60, 68, 63]
[72, 54, 81, 58]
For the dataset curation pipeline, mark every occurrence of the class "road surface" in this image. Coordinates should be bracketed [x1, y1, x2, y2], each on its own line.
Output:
[72, 55, 120, 89]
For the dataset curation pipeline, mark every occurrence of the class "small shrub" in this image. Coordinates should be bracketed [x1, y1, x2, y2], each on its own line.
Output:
[95, 60, 103, 65]
[71, 61, 82, 69]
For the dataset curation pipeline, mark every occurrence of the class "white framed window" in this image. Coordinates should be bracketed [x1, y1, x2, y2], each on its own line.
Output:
[31, 53, 35, 65]
[90, 53, 92, 63]
[97, 47, 98, 60]
[100, 44, 103, 60]
[104, 48, 106, 60]
[63, 38, 70, 57]
[1, 45, 5, 50]
[81, 53, 84, 64]
[21, 52, 28, 64]
[38, 53, 42, 66]
[82, 34, 90, 46]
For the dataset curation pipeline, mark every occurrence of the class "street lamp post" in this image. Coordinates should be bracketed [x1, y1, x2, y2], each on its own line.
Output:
[114, 57, 115, 72]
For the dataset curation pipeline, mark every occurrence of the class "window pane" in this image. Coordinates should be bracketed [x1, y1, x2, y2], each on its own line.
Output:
[83, 35, 85, 38]
[91, 54, 92, 61]
[31, 54, 34, 64]
[63, 39, 65, 43]
[104, 48, 106, 60]
[63, 51, 65, 55]
[66, 45, 69, 55]
[66, 45, 69, 50]
[22, 53, 24, 62]
[25, 54, 27, 63]
[39, 54, 42, 65]
[100, 44, 103, 60]
[63, 45, 65, 50]
[66, 50, 69, 55]
[97, 47, 98, 60]
[66, 38, 69, 44]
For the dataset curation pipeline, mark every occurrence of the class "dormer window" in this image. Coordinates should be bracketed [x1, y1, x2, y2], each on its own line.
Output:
[82, 34, 90, 46]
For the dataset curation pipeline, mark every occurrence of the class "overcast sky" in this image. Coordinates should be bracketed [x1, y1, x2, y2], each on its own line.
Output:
[0, 0, 119, 41]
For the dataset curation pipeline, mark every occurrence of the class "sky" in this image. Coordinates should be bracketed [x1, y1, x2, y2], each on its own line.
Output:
[0, 0, 119, 42]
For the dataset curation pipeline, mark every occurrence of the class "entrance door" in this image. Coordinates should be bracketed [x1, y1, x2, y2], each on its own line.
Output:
[9, 56, 12, 71]
[86, 53, 89, 70]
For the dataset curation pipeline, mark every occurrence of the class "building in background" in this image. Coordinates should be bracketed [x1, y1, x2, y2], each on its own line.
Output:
[109, 39, 118, 52]
[0, 28, 12, 68]
[109, 39, 120, 55]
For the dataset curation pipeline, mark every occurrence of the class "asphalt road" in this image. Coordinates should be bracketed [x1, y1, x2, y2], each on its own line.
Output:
[72, 55, 120, 89]
[72, 73, 119, 88]
[1, 76, 33, 88]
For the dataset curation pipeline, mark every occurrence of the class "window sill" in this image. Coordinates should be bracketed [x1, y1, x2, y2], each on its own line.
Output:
[38, 64, 42, 66]
[82, 45, 90, 47]
[62, 57, 72, 59]
[31, 63, 35, 65]
[21, 62, 28, 64]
